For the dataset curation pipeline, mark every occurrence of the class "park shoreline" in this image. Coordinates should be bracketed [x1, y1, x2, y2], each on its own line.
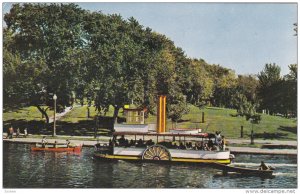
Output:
[2, 135, 297, 156]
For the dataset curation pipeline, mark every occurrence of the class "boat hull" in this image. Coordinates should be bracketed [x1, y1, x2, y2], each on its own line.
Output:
[94, 146, 232, 164]
[94, 153, 231, 164]
[31, 145, 82, 152]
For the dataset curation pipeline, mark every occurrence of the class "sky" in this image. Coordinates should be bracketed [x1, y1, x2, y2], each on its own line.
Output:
[2, 2, 298, 75]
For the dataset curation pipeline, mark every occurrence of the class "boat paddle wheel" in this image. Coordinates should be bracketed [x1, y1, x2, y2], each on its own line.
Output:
[142, 145, 171, 161]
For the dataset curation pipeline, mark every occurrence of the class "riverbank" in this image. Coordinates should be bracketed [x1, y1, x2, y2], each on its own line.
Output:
[2, 134, 297, 155]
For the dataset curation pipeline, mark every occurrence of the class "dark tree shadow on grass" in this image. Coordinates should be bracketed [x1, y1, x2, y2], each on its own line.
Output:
[3, 119, 48, 134]
[252, 132, 288, 140]
[3, 116, 125, 137]
[278, 126, 297, 134]
[177, 119, 191, 123]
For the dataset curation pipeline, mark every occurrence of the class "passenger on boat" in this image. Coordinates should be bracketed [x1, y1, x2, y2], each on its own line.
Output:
[208, 139, 214, 150]
[221, 136, 226, 150]
[118, 135, 126, 146]
[137, 139, 144, 147]
[215, 131, 222, 146]
[109, 139, 113, 147]
[54, 141, 58, 148]
[200, 142, 205, 150]
[204, 143, 209, 151]
[259, 161, 270, 171]
[212, 145, 219, 151]
[193, 142, 199, 150]
[179, 142, 186, 150]
[95, 143, 101, 150]
[146, 139, 154, 146]
[129, 139, 135, 147]
[172, 142, 178, 149]
[41, 136, 48, 148]
[124, 139, 129, 147]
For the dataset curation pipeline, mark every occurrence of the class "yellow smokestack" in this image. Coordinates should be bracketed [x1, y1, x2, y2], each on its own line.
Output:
[157, 95, 166, 133]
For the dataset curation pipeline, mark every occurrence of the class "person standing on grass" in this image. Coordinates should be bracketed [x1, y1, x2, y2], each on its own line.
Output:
[6, 127, 10, 139]
[8, 126, 14, 139]
[24, 128, 28, 138]
[16, 128, 20, 137]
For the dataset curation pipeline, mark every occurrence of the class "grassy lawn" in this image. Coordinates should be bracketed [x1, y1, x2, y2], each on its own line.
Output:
[3, 104, 297, 140]
[145, 105, 296, 140]
[61, 105, 98, 123]
[60, 105, 122, 122]
[3, 106, 54, 122]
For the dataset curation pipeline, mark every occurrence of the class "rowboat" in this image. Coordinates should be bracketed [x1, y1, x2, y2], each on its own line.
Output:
[94, 132, 234, 164]
[31, 143, 82, 152]
[212, 162, 274, 177]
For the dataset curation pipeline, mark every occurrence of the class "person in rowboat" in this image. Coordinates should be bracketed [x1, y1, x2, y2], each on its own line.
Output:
[259, 161, 270, 171]
[54, 141, 58, 148]
[41, 136, 48, 148]
[66, 139, 71, 147]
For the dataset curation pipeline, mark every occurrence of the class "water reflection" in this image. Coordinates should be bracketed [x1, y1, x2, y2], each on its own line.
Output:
[3, 143, 297, 188]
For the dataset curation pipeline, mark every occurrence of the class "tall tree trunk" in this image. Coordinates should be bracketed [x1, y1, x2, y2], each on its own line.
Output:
[36, 105, 49, 124]
[87, 106, 90, 118]
[113, 106, 120, 124]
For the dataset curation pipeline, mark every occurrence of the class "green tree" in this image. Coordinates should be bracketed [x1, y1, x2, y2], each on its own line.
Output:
[186, 59, 213, 108]
[4, 3, 87, 123]
[257, 63, 282, 115]
[282, 64, 297, 117]
[154, 45, 189, 122]
[204, 64, 237, 107]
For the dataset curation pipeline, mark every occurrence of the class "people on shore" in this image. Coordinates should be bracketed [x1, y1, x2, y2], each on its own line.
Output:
[16, 128, 20, 138]
[8, 126, 14, 139]
[24, 128, 28, 138]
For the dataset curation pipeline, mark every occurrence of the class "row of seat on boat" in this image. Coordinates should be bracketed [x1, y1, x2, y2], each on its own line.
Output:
[95, 135, 225, 151]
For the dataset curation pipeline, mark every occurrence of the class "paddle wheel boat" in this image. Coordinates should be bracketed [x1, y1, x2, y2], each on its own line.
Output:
[94, 132, 234, 164]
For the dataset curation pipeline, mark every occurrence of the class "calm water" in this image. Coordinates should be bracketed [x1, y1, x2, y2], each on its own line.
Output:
[3, 142, 297, 188]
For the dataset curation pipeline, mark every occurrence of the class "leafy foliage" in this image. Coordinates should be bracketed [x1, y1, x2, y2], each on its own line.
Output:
[3, 3, 297, 130]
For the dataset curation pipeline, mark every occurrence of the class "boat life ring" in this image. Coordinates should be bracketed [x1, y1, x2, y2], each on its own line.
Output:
[142, 145, 171, 161]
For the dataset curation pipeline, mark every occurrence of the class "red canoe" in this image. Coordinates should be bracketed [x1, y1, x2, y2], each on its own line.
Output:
[31, 144, 82, 152]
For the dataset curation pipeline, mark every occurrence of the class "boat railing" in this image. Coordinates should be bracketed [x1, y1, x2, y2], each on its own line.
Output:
[95, 132, 226, 152]
[111, 139, 226, 152]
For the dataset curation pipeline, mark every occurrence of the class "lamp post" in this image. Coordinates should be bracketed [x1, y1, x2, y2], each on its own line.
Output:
[250, 118, 254, 145]
[53, 94, 57, 137]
